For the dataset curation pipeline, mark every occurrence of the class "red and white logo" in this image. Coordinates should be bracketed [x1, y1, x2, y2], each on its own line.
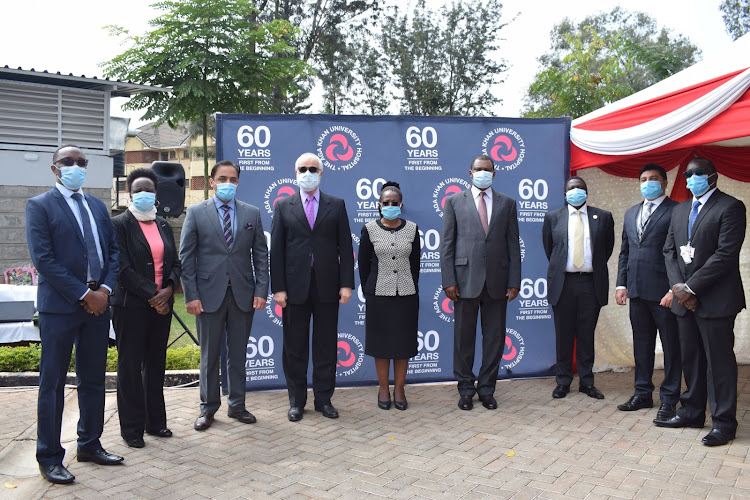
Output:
[264, 293, 283, 327]
[263, 178, 297, 215]
[432, 178, 471, 218]
[502, 328, 525, 369]
[432, 286, 454, 323]
[336, 332, 365, 377]
[481, 128, 526, 172]
[316, 126, 363, 171]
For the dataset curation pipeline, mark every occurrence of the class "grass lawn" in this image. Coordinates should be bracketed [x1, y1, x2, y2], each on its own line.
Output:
[169, 292, 197, 348]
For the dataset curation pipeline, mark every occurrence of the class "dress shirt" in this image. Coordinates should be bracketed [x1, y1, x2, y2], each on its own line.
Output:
[565, 203, 593, 273]
[213, 196, 236, 236]
[691, 187, 717, 220]
[470, 185, 492, 225]
[300, 188, 320, 223]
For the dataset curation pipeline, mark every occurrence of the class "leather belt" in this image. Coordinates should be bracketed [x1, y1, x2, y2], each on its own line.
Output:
[565, 272, 592, 276]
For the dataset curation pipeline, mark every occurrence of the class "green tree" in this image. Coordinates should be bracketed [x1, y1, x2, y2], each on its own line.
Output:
[381, 0, 508, 116]
[720, 0, 750, 40]
[350, 28, 390, 115]
[523, 8, 700, 119]
[102, 0, 310, 199]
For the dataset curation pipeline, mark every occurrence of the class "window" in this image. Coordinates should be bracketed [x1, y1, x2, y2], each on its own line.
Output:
[169, 151, 176, 159]
[191, 176, 206, 191]
[183, 150, 190, 159]
[160, 152, 168, 161]
[117, 180, 126, 192]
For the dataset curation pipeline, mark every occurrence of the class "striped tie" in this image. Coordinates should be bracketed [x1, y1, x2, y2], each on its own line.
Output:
[221, 204, 233, 249]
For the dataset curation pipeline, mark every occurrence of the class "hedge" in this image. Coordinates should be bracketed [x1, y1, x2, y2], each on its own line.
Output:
[0, 345, 200, 372]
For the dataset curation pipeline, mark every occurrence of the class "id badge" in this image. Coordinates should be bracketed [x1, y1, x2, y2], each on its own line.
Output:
[680, 244, 695, 264]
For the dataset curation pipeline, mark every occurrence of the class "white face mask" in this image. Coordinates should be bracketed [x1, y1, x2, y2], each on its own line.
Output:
[297, 171, 321, 192]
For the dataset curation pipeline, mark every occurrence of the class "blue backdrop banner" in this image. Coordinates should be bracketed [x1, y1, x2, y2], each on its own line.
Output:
[214, 114, 571, 390]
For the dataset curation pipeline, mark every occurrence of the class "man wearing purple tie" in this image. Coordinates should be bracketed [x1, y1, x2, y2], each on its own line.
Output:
[271, 153, 354, 422]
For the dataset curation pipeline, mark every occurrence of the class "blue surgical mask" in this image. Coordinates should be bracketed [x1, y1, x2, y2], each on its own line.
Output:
[297, 171, 321, 192]
[565, 188, 587, 206]
[215, 182, 237, 201]
[59, 166, 86, 190]
[472, 170, 493, 190]
[381, 206, 401, 220]
[686, 174, 710, 197]
[132, 192, 156, 212]
[640, 180, 663, 200]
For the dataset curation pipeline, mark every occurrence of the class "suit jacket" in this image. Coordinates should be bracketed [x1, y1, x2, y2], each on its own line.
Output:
[25, 187, 119, 314]
[110, 210, 182, 308]
[270, 191, 355, 304]
[179, 198, 269, 313]
[663, 189, 746, 318]
[542, 204, 615, 307]
[616, 198, 677, 302]
[440, 189, 521, 300]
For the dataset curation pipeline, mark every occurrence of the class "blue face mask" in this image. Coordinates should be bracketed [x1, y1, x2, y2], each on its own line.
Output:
[471, 170, 493, 190]
[640, 180, 663, 200]
[381, 205, 401, 220]
[215, 182, 237, 201]
[59, 166, 86, 190]
[132, 192, 156, 212]
[686, 174, 711, 197]
[565, 187, 587, 206]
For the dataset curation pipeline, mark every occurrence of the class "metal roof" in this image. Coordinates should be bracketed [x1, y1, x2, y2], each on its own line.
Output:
[0, 66, 169, 97]
[136, 122, 191, 149]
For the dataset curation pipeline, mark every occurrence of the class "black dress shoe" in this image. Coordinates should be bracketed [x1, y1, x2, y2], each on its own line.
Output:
[194, 412, 214, 431]
[394, 399, 408, 411]
[579, 385, 605, 399]
[552, 384, 570, 399]
[76, 448, 124, 465]
[653, 414, 704, 428]
[702, 428, 735, 447]
[124, 436, 145, 448]
[315, 403, 339, 418]
[617, 395, 653, 411]
[227, 408, 257, 424]
[378, 397, 392, 410]
[458, 395, 473, 410]
[146, 428, 173, 438]
[479, 395, 498, 410]
[288, 406, 304, 421]
[655, 403, 677, 421]
[39, 464, 75, 484]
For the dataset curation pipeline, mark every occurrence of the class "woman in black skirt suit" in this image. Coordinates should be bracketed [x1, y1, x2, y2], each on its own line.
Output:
[358, 181, 420, 410]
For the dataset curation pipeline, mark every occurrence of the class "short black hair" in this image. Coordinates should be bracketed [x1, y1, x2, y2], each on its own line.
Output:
[380, 181, 402, 202]
[639, 163, 667, 181]
[470, 154, 494, 170]
[211, 160, 240, 178]
[565, 175, 587, 191]
[52, 144, 81, 162]
[689, 157, 716, 174]
[127, 168, 159, 193]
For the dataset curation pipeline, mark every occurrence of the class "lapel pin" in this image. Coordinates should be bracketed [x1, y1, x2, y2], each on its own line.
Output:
[245, 223, 253, 230]
[593, 214, 598, 219]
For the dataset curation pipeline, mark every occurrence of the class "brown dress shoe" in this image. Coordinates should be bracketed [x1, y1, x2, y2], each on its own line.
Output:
[194, 412, 214, 431]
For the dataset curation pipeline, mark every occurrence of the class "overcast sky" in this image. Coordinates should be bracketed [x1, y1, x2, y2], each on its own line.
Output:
[1, 0, 732, 127]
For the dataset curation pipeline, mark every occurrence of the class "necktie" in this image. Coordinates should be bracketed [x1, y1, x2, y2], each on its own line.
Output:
[572, 210, 584, 268]
[305, 194, 316, 229]
[221, 204, 234, 249]
[478, 192, 489, 234]
[688, 200, 701, 240]
[638, 201, 654, 240]
[71, 193, 102, 282]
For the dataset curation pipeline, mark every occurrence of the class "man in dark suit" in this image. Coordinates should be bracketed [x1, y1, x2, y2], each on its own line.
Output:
[615, 164, 681, 421]
[180, 160, 269, 431]
[543, 176, 614, 400]
[26, 145, 123, 484]
[271, 153, 354, 422]
[656, 158, 746, 447]
[440, 155, 521, 411]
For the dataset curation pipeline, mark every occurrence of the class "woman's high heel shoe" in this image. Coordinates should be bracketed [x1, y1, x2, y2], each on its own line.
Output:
[378, 397, 392, 410]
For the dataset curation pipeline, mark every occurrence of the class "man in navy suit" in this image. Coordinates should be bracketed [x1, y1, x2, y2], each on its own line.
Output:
[542, 176, 614, 400]
[657, 158, 746, 447]
[615, 164, 681, 421]
[26, 145, 123, 484]
[271, 153, 354, 422]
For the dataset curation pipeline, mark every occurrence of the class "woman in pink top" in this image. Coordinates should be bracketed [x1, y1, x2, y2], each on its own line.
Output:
[110, 169, 182, 448]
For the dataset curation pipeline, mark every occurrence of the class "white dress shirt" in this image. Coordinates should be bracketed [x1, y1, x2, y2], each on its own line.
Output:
[565, 203, 593, 273]
[470, 185, 492, 225]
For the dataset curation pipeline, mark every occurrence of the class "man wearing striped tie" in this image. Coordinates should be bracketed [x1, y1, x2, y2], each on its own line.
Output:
[542, 176, 614, 400]
[615, 164, 680, 421]
[180, 160, 269, 431]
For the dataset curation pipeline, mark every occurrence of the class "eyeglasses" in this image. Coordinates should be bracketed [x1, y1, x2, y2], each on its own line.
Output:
[55, 157, 89, 167]
[297, 166, 319, 174]
[683, 168, 712, 179]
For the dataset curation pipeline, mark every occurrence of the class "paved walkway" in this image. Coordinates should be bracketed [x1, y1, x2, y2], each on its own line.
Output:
[1, 367, 749, 499]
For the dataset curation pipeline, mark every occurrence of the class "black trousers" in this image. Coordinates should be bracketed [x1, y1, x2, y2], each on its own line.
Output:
[453, 285, 507, 397]
[282, 270, 339, 407]
[112, 305, 171, 439]
[676, 312, 738, 434]
[629, 297, 681, 403]
[552, 273, 600, 387]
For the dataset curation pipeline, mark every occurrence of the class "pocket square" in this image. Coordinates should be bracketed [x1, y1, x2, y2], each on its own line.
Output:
[245, 223, 253, 230]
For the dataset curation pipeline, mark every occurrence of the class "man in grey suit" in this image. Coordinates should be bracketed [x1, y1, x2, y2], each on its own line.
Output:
[542, 176, 614, 400]
[656, 158, 745, 447]
[615, 164, 681, 420]
[180, 160, 269, 431]
[441, 155, 521, 411]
